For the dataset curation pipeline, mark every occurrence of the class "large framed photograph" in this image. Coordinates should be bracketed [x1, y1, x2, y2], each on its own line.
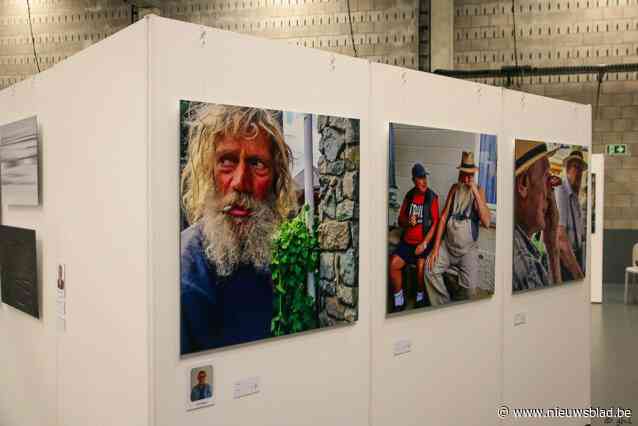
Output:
[387, 123, 497, 314]
[513, 140, 589, 292]
[179, 101, 360, 355]
[0, 116, 39, 206]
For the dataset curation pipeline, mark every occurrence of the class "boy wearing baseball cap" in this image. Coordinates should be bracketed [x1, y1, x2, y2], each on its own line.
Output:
[389, 163, 440, 312]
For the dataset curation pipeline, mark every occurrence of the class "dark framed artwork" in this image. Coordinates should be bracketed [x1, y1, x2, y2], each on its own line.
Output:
[0, 225, 39, 318]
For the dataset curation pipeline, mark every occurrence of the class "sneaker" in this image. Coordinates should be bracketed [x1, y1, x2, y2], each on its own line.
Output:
[414, 298, 429, 309]
[392, 303, 405, 313]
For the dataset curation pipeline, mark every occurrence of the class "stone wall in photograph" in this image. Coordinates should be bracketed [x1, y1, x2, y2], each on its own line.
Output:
[316, 116, 359, 326]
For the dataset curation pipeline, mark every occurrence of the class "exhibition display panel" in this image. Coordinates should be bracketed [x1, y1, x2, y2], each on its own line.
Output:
[0, 16, 591, 426]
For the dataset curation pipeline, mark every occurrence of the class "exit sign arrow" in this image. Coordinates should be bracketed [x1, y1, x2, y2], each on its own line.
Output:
[607, 144, 629, 156]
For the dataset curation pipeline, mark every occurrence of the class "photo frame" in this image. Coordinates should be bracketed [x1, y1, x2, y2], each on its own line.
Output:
[186, 364, 215, 411]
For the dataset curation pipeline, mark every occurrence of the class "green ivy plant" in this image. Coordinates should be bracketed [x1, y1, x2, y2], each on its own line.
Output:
[270, 205, 319, 337]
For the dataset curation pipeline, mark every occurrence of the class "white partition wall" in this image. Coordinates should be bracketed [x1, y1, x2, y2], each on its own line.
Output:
[0, 23, 150, 426]
[369, 65, 504, 425]
[0, 16, 593, 426]
[501, 91, 592, 426]
[148, 17, 371, 426]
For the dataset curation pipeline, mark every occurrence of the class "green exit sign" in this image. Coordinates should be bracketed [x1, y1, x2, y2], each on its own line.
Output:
[607, 144, 629, 156]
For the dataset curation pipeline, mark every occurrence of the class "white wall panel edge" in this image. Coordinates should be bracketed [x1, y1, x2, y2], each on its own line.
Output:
[583, 104, 593, 410]
[145, 15, 155, 426]
[149, 16, 370, 426]
[498, 86, 507, 424]
[1, 18, 151, 426]
[366, 58, 375, 426]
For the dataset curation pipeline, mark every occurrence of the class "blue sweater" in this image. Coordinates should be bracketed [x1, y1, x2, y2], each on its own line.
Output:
[190, 383, 212, 401]
[180, 223, 274, 355]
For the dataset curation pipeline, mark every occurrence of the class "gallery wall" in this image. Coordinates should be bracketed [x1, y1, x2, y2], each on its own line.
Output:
[0, 16, 591, 426]
[0, 22, 150, 426]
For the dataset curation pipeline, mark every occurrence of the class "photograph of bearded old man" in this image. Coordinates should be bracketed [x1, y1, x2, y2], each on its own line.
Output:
[513, 140, 589, 293]
[387, 123, 497, 314]
[179, 101, 360, 355]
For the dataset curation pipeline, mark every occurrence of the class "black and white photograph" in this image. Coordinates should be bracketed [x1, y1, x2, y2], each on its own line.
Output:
[0, 116, 39, 206]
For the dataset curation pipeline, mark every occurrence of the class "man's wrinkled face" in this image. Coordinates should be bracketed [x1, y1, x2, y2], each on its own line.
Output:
[458, 171, 474, 185]
[526, 158, 552, 233]
[197, 372, 207, 385]
[213, 130, 274, 220]
[566, 160, 584, 193]
[202, 129, 280, 277]
[414, 176, 428, 193]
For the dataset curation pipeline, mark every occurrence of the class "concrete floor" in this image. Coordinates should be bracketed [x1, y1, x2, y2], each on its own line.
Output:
[591, 283, 638, 424]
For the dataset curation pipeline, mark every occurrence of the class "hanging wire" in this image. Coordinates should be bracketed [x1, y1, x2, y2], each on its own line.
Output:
[594, 71, 606, 120]
[511, 0, 520, 86]
[346, 0, 358, 57]
[26, 0, 41, 73]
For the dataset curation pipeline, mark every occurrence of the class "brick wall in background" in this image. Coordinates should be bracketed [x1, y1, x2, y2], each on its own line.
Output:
[0, 0, 131, 90]
[454, 0, 638, 233]
[163, 0, 421, 69]
[0, 0, 424, 91]
[453, 0, 638, 70]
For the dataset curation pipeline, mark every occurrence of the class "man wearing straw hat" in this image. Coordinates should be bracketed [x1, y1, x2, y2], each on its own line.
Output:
[425, 151, 491, 305]
[513, 140, 562, 291]
[555, 150, 587, 282]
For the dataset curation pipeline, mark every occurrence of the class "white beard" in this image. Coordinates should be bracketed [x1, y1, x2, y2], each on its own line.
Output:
[200, 188, 279, 277]
[454, 183, 473, 213]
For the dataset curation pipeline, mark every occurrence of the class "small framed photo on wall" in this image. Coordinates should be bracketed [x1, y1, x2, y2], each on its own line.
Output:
[186, 364, 215, 411]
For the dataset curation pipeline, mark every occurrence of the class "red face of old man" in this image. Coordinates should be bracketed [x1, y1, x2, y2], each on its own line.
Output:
[213, 129, 274, 218]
